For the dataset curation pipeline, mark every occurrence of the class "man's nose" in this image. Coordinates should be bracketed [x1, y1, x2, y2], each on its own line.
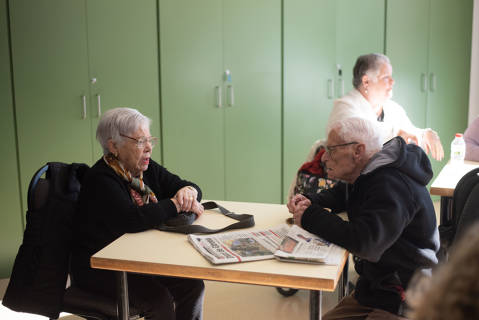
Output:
[321, 150, 329, 162]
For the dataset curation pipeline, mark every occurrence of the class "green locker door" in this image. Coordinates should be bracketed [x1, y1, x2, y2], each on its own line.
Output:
[336, 0, 385, 96]
[0, 0, 23, 277]
[223, 0, 281, 203]
[426, 0, 472, 175]
[283, 0, 336, 200]
[159, 0, 225, 199]
[9, 0, 93, 214]
[86, 0, 161, 162]
[386, 0, 429, 129]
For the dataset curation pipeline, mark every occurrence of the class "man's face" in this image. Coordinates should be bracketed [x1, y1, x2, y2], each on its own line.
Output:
[321, 130, 359, 183]
[367, 62, 394, 105]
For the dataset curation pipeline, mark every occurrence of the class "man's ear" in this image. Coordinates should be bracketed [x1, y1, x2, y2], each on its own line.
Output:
[362, 74, 369, 88]
[353, 143, 366, 161]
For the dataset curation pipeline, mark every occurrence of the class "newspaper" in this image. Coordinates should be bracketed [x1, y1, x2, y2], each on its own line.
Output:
[274, 224, 344, 265]
[188, 225, 289, 264]
[188, 224, 344, 265]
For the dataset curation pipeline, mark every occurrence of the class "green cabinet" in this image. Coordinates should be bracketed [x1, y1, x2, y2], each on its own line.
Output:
[283, 0, 385, 199]
[9, 0, 160, 213]
[386, 0, 473, 177]
[0, 0, 23, 277]
[159, 0, 281, 203]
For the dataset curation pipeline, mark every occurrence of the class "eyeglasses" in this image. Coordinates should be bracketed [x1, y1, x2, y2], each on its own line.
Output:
[120, 134, 158, 149]
[325, 141, 358, 157]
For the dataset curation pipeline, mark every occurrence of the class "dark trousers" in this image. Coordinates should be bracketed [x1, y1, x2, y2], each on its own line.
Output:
[72, 265, 204, 320]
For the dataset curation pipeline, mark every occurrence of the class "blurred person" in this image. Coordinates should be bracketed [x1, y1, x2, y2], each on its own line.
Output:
[464, 115, 479, 161]
[407, 222, 479, 320]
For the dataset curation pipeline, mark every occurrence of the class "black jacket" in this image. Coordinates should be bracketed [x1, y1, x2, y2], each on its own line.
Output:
[72, 158, 201, 270]
[301, 137, 439, 314]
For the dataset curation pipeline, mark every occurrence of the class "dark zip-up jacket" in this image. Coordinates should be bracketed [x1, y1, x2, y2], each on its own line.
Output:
[301, 137, 439, 314]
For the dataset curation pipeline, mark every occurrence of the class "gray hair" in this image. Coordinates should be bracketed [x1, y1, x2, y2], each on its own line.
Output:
[96, 107, 151, 155]
[328, 117, 382, 157]
[352, 53, 391, 89]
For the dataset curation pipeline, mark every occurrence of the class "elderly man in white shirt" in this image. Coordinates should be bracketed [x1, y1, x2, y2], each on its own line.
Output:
[328, 53, 444, 161]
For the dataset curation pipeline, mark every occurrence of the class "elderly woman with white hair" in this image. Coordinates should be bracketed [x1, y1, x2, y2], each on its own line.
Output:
[71, 107, 205, 320]
[288, 117, 439, 319]
[327, 53, 444, 161]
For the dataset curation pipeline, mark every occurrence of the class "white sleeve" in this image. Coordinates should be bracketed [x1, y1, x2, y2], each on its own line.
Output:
[384, 100, 425, 145]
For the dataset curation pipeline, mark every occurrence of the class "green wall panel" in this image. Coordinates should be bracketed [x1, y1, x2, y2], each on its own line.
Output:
[0, 0, 23, 278]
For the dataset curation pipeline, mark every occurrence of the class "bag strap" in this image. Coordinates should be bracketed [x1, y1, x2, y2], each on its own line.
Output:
[157, 201, 255, 234]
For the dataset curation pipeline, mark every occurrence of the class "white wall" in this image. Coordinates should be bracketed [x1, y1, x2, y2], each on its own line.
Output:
[469, 0, 479, 123]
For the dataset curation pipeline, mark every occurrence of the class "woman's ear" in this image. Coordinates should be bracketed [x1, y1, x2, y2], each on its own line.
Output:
[107, 139, 118, 157]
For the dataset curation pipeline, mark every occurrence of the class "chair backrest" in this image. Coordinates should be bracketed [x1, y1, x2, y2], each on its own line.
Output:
[452, 169, 479, 244]
[438, 167, 479, 260]
[3, 162, 89, 319]
[287, 139, 326, 201]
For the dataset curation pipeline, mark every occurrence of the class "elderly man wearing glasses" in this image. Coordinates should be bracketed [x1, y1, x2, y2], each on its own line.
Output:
[71, 107, 205, 320]
[287, 117, 439, 320]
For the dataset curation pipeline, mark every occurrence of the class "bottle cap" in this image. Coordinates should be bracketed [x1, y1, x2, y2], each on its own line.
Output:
[455, 133, 463, 138]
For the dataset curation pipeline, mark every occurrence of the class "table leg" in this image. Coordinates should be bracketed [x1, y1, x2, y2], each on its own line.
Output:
[309, 290, 322, 320]
[337, 256, 349, 301]
[117, 271, 130, 320]
[440, 196, 453, 225]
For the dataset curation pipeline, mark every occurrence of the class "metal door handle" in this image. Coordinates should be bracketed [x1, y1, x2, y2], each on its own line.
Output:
[429, 73, 436, 92]
[96, 94, 101, 116]
[327, 79, 334, 99]
[81, 95, 87, 119]
[227, 85, 234, 106]
[215, 85, 222, 108]
[421, 73, 427, 92]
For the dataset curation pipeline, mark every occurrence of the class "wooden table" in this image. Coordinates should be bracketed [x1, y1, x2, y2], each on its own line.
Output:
[430, 160, 479, 224]
[91, 200, 349, 320]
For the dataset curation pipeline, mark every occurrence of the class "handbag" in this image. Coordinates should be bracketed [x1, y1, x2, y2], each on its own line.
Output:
[157, 201, 255, 234]
[294, 148, 336, 196]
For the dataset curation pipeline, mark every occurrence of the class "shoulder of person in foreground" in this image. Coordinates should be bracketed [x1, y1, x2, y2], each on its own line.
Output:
[408, 222, 479, 320]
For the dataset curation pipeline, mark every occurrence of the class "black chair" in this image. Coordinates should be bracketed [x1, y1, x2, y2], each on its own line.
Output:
[3, 163, 140, 320]
[438, 167, 479, 262]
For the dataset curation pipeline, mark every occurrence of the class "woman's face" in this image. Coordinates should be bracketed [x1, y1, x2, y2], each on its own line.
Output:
[364, 62, 394, 106]
[113, 126, 153, 176]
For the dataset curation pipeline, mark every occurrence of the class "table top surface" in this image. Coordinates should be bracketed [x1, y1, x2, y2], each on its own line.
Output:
[430, 160, 479, 197]
[91, 200, 348, 292]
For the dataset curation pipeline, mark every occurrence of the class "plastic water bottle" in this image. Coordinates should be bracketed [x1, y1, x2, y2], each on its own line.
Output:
[450, 133, 466, 163]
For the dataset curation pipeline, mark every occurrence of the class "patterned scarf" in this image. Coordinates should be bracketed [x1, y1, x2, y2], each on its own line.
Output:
[103, 153, 158, 206]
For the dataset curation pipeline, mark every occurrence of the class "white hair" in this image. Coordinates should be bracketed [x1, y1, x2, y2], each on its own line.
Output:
[352, 53, 391, 89]
[96, 107, 151, 155]
[328, 117, 382, 157]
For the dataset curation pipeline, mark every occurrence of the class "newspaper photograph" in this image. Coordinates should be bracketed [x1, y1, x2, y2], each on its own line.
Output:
[274, 224, 344, 265]
[188, 225, 290, 264]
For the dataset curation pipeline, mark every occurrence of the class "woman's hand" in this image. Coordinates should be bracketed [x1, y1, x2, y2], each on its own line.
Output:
[170, 197, 204, 217]
[423, 129, 444, 161]
[174, 186, 198, 212]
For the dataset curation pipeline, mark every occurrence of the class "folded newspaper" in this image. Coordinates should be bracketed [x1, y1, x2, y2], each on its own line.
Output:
[188, 224, 344, 265]
[274, 224, 344, 265]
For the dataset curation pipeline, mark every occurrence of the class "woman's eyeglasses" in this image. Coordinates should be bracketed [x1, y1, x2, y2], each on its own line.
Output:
[120, 134, 158, 149]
